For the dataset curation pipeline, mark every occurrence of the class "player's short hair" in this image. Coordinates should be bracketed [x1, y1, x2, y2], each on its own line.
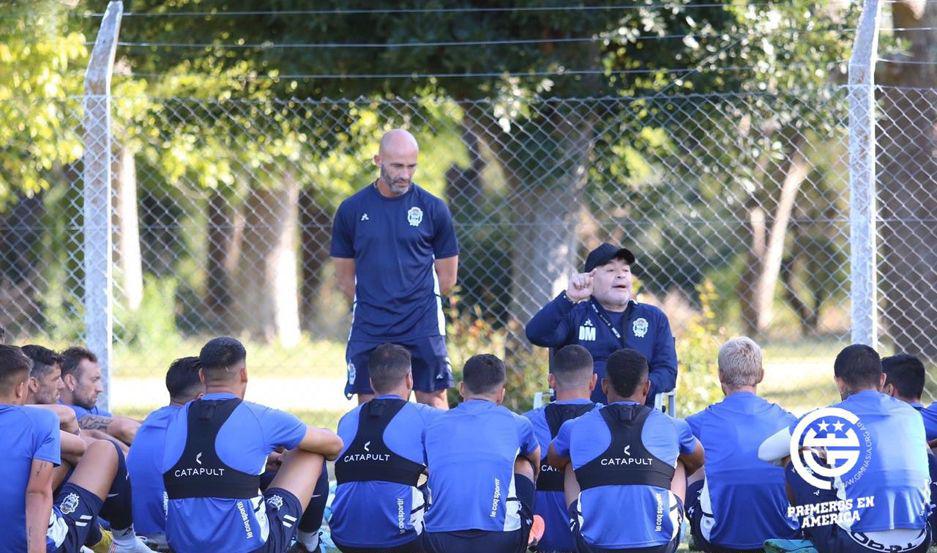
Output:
[462, 354, 506, 395]
[834, 344, 882, 390]
[368, 344, 412, 395]
[0, 345, 32, 390]
[166, 356, 202, 403]
[60, 346, 97, 379]
[882, 354, 925, 400]
[605, 349, 648, 397]
[551, 345, 594, 390]
[718, 337, 764, 389]
[22, 345, 63, 379]
[198, 336, 247, 378]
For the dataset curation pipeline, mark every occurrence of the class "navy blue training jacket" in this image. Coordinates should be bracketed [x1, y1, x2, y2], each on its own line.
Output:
[525, 292, 678, 405]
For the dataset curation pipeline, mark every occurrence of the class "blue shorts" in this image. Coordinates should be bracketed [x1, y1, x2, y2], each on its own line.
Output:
[253, 487, 304, 553]
[345, 336, 453, 396]
[686, 480, 764, 553]
[570, 497, 683, 553]
[47, 483, 104, 553]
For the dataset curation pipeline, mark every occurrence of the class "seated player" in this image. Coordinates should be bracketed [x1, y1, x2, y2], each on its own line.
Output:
[0, 344, 123, 552]
[759, 344, 931, 553]
[882, 353, 937, 440]
[23, 344, 152, 551]
[523, 344, 600, 553]
[127, 356, 203, 548]
[548, 348, 704, 553]
[60, 346, 140, 446]
[421, 354, 541, 553]
[23, 344, 80, 434]
[684, 337, 799, 553]
[881, 353, 937, 531]
[331, 343, 442, 552]
[161, 337, 344, 552]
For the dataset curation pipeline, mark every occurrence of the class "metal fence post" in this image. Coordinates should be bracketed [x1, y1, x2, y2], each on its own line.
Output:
[848, 0, 882, 348]
[83, 1, 123, 412]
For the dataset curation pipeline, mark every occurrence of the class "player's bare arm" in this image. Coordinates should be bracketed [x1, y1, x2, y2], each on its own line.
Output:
[78, 414, 113, 432]
[25, 458, 54, 553]
[30, 403, 79, 434]
[434, 255, 459, 295]
[547, 442, 570, 471]
[60, 430, 87, 466]
[333, 257, 356, 302]
[297, 426, 344, 461]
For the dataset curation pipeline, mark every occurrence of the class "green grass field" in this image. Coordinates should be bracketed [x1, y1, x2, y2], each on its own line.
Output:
[108, 337, 849, 424]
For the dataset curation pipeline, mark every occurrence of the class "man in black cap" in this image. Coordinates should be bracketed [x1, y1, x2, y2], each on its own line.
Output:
[526, 243, 677, 404]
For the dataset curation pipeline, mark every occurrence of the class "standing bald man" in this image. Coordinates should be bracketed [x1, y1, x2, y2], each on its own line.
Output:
[331, 129, 459, 409]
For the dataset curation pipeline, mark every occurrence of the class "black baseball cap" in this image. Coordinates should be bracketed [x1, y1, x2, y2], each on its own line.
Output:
[584, 243, 636, 272]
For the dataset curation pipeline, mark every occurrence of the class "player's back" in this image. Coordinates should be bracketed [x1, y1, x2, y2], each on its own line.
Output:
[127, 404, 179, 537]
[161, 393, 306, 553]
[0, 405, 61, 551]
[331, 397, 440, 548]
[524, 399, 598, 552]
[556, 402, 689, 549]
[686, 392, 799, 549]
[423, 399, 535, 533]
[832, 390, 929, 532]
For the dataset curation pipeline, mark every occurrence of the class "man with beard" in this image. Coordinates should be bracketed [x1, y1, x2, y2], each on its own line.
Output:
[60, 347, 140, 446]
[330, 129, 459, 409]
[526, 243, 677, 405]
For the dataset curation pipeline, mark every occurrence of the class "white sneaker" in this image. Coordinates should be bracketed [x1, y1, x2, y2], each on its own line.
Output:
[110, 535, 155, 553]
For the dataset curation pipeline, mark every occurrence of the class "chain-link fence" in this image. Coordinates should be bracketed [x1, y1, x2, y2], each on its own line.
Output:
[0, 84, 934, 413]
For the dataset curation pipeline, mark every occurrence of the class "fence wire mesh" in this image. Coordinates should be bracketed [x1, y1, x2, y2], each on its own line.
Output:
[0, 86, 934, 413]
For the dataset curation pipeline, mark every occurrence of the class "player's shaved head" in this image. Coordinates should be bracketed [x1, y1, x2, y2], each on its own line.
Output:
[374, 129, 419, 197]
[379, 128, 419, 155]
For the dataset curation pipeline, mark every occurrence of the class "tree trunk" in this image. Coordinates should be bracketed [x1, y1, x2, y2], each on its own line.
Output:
[234, 177, 301, 347]
[738, 141, 811, 337]
[206, 190, 239, 328]
[299, 190, 332, 330]
[113, 143, 144, 311]
[505, 108, 595, 345]
[878, 1, 937, 356]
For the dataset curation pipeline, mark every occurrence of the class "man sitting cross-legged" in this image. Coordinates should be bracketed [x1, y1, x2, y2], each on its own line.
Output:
[127, 356, 204, 549]
[549, 348, 704, 553]
[759, 344, 931, 553]
[421, 353, 541, 553]
[523, 344, 601, 553]
[684, 337, 800, 553]
[161, 336, 344, 553]
[330, 343, 443, 552]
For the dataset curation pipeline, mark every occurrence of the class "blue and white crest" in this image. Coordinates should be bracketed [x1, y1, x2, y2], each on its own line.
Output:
[407, 206, 423, 227]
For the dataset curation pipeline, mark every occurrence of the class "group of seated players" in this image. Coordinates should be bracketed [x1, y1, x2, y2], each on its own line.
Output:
[1, 335, 936, 553]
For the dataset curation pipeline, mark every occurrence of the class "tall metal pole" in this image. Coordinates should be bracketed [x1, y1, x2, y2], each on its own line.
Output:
[848, 0, 882, 348]
[83, 1, 123, 412]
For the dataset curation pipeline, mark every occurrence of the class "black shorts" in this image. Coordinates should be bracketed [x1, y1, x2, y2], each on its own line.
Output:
[345, 336, 453, 396]
[253, 487, 304, 553]
[47, 483, 104, 553]
[422, 529, 527, 553]
[571, 497, 683, 553]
